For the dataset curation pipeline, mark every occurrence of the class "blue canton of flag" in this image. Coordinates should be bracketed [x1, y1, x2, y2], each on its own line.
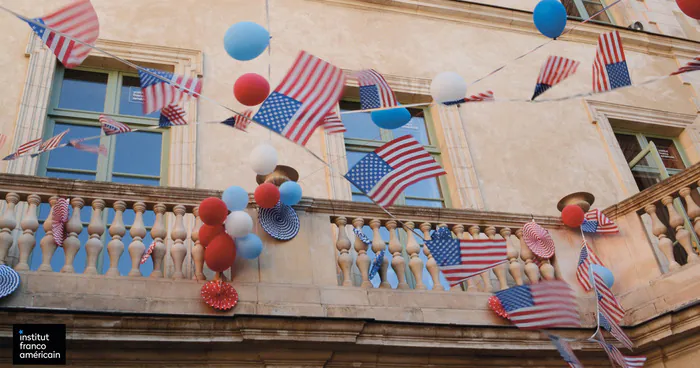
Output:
[359, 85, 382, 109]
[581, 219, 598, 233]
[254, 92, 303, 134]
[606, 61, 632, 89]
[345, 153, 394, 194]
[533, 84, 551, 99]
[27, 18, 46, 37]
[548, 334, 583, 368]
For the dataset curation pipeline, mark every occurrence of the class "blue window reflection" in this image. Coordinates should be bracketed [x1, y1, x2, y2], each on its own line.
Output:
[340, 101, 381, 141]
[394, 114, 430, 145]
[57, 69, 107, 112]
[119, 76, 160, 118]
[47, 123, 100, 171]
[113, 131, 162, 177]
[30, 204, 93, 272]
[46, 170, 96, 181]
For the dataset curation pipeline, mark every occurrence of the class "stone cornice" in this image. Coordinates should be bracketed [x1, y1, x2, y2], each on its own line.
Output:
[587, 100, 698, 129]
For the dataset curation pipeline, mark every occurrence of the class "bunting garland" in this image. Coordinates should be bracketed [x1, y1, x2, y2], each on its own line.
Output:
[532, 56, 580, 100]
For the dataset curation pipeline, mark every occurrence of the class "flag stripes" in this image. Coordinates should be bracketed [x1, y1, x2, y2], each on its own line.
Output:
[671, 56, 700, 76]
[576, 240, 604, 291]
[320, 111, 346, 134]
[99, 115, 131, 135]
[593, 31, 631, 92]
[38, 130, 69, 152]
[594, 273, 625, 324]
[495, 280, 580, 330]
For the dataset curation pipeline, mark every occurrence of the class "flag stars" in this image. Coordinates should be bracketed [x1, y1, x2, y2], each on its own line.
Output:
[254, 92, 302, 134]
[345, 153, 392, 193]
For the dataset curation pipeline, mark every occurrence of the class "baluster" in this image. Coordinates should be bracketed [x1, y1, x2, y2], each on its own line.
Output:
[386, 220, 408, 289]
[15, 195, 40, 271]
[335, 217, 352, 286]
[370, 219, 390, 289]
[486, 226, 508, 290]
[404, 221, 425, 290]
[501, 227, 522, 285]
[539, 258, 556, 280]
[645, 204, 680, 271]
[105, 201, 126, 276]
[170, 204, 187, 279]
[191, 206, 206, 281]
[0, 193, 19, 265]
[128, 202, 147, 277]
[38, 196, 57, 272]
[84, 199, 105, 275]
[420, 222, 442, 291]
[352, 218, 371, 288]
[469, 225, 492, 292]
[666, 194, 699, 264]
[682, 187, 700, 247]
[60, 197, 84, 273]
[150, 203, 167, 278]
[452, 224, 473, 292]
[516, 228, 540, 283]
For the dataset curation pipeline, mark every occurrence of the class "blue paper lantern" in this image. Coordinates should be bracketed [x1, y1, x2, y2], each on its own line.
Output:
[223, 22, 270, 61]
[591, 264, 615, 288]
[236, 233, 264, 259]
[222, 186, 249, 212]
[533, 0, 567, 39]
[370, 107, 412, 130]
[279, 181, 303, 206]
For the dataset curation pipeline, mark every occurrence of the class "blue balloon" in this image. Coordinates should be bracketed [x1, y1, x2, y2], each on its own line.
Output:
[370, 107, 412, 130]
[279, 181, 303, 206]
[533, 0, 567, 39]
[223, 22, 270, 61]
[222, 186, 249, 211]
[236, 233, 263, 259]
[591, 264, 615, 288]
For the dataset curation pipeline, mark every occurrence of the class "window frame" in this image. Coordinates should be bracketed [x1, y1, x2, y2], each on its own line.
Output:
[566, 0, 615, 25]
[613, 130, 691, 179]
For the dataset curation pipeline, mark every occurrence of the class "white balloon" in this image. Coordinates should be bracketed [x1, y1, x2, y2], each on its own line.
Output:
[249, 143, 278, 175]
[225, 211, 253, 238]
[430, 72, 467, 103]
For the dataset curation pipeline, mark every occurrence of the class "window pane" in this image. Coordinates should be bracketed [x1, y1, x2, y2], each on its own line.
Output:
[340, 101, 382, 141]
[561, 0, 582, 17]
[46, 170, 96, 181]
[583, 1, 611, 23]
[394, 113, 430, 145]
[614, 133, 648, 166]
[646, 138, 686, 170]
[113, 131, 162, 176]
[46, 123, 100, 171]
[112, 175, 160, 186]
[352, 194, 373, 203]
[57, 69, 108, 112]
[119, 76, 160, 118]
[404, 177, 442, 199]
[406, 198, 444, 208]
[633, 171, 663, 191]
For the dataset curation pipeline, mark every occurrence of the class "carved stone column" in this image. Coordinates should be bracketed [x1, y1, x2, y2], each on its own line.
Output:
[352, 217, 371, 288]
[84, 199, 105, 275]
[191, 206, 206, 281]
[335, 217, 352, 286]
[645, 203, 680, 271]
[106, 201, 126, 277]
[38, 196, 57, 272]
[170, 205, 188, 279]
[128, 202, 147, 277]
[370, 219, 390, 289]
[0, 193, 19, 265]
[486, 226, 508, 290]
[150, 203, 167, 278]
[15, 195, 40, 271]
[60, 197, 84, 273]
[516, 228, 540, 283]
[386, 220, 408, 289]
[666, 194, 698, 264]
[404, 221, 425, 290]
[501, 227, 522, 285]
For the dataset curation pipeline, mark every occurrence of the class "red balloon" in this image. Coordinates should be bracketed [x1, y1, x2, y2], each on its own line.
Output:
[204, 233, 237, 272]
[677, 0, 700, 20]
[199, 224, 225, 247]
[254, 183, 280, 209]
[562, 205, 585, 228]
[199, 197, 228, 226]
[234, 73, 270, 106]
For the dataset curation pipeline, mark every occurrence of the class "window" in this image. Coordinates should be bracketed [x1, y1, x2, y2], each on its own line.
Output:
[613, 132, 688, 191]
[341, 101, 448, 208]
[562, 0, 613, 24]
[39, 66, 168, 186]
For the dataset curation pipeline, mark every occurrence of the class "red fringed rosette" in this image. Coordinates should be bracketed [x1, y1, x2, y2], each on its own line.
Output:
[201, 280, 238, 311]
[488, 295, 509, 319]
[140, 242, 156, 265]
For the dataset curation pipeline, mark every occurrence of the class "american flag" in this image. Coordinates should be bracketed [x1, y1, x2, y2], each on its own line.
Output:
[548, 334, 583, 368]
[99, 115, 131, 136]
[221, 109, 254, 131]
[443, 91, 494, 106]
[38, 130, 69, 153]
[671, 56, 700, 76]
[354, 69, 398, 109]
[68, 139, 107, 155]
[494, 280, 580, 330]
[344, 135, 446, 208]
[138, 68, 202, 114]
[597, 335, 646, 368]
[599, 310, 633, 350]
[25, 0, 99, 69]
[532, 56, 580, 100]
[576, 240, 604, 291]
[593, 31, 632, 92]
[583, 208, 619, 233]
[0, 134, 7, 152]
[3, 138, 42, 160]
[320, 111, 346, 134]
[594, 272, 625, 324]
[426, 227, 507, 286]
[159, 105, 188, 127]
[253, 51, 346, 146]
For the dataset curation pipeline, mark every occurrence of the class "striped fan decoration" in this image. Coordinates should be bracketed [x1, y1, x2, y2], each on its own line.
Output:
[0, 264, 20, 299]
[258, 202, 300, 241]
[52, 198, 69, 247]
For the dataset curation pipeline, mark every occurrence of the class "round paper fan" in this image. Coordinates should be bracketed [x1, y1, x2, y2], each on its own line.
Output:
[201, 280, 238, 311]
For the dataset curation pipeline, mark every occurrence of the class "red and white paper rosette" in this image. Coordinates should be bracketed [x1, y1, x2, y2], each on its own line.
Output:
[522, 221, 555, 259]
[201, 280, 238, 311]
[52, 198, 69, 247]
[140, 242, 156, 264]
[488, 295, 509, 319]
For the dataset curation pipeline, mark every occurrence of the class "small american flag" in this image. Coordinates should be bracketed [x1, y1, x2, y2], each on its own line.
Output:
[138, 68, 202, 114]
[38, 130, 69, 153]
[221, 109, 254, 131]
[599, 310, 633, 350]
[0, 134, 7, 152]
[320, 111, 346, 134]
[253, 51, 346, 146]
[583, 209, 619, 233]
[159, 105, 188, 127]
[597, 335, 646, 368]
[576, 240, 604, 291]
[548, 334, 583, 368]
[100, 115, 131, 136]
[671, 56, 700, 76]
[68, 139, 107, 156]
[344, 135, 446, 208]
[532, 56, 580, 100]
[354, 69, 398, 109]
[494, 280, 580, 330]
[427, 227, 507, 286]
[594, 272, 625, 324]
[3, 138, 42, 160]
[443, 91, 494, 106]
[25, 0, 99, 68]
[593, 31, 632, 92]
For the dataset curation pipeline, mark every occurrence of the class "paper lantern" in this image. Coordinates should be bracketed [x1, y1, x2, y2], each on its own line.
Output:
[234, 73, 270, 106]
[430, 72, 467, 103]
[279, 181, 303, 206]
[204, 233, 237, 272]
[223, 21, 270, 61]
[561, 204, 585, 228]
[591, 264, 615, 288]
[249, 143, 278, 175]
[199, 197, 228, 226]
[370, 107, 412, 130]
[677, 0, 700, 20]
[199, 224, 225, 247]
[236, 233, 264, 259]
[533, 0, 567, 39]
[254, 183, 280, 209]
[225, 211, 253, 238]
[222, 185, 249, 212]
